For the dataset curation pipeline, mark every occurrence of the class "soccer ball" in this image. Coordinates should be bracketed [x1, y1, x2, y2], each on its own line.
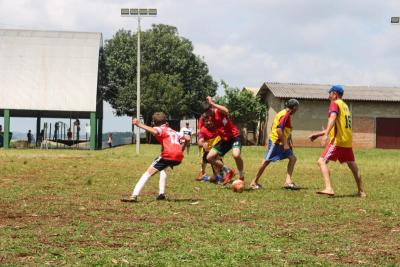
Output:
[231, 179, 245, 193]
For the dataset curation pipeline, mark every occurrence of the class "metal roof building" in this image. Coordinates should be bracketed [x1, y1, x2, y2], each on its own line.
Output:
[260, 82, 400, 102]
[0, 29, 103, 149]
[252, 82, 400, 149]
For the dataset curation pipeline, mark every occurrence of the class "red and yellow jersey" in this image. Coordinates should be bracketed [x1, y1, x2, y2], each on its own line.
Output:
[154, 124, 184, 161]
[198, 109, 240, 141]
[198, 126, 221, 152]
[328, 99, 352, 148]
[269, 109, 293, 145]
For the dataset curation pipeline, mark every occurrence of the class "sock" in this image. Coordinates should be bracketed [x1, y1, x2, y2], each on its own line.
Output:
[239, 170, 244, 178]
[132, 171, 152, 196]
[222, 165, 231, 173]
[159, 170, 167, 195]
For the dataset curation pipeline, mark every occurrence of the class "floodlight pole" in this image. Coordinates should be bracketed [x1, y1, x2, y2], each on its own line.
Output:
[136, 15, 141, 155]
[121, 8, 157, 155]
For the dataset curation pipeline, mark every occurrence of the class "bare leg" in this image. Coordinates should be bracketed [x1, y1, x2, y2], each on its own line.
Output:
[285, 155, 297, 185]
[251, 159, 270, 186]
[232, 147, 244, 179]
[207, 149, 224, 174]
[347, 161, 366, 197]
[186, 142, 190, 155]
[196, 158, 207, 181]
[317, 157, 334, 195]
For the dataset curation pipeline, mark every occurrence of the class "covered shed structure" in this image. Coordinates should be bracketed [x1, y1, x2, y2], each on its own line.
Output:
[0, 29, 103, 149]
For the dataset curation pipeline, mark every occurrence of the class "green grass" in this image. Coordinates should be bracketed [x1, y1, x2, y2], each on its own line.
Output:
[0, 145, 399, 266]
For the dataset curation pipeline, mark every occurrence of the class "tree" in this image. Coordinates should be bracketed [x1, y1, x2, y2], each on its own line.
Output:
[216, 81, 266, 131]
[102, 24, 217, 125]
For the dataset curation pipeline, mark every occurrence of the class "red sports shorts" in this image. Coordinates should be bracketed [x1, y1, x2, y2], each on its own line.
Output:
[321, 143, 355, 163]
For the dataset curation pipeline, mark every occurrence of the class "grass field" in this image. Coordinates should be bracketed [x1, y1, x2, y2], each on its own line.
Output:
[0, 145, 399, 266]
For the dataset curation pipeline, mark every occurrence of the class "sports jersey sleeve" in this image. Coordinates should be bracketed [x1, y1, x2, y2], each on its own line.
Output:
[153, 127, 163, 136]
[328, 102, 339, 117]
[198, 128, 206, 140]
[277, 113, 291, 129]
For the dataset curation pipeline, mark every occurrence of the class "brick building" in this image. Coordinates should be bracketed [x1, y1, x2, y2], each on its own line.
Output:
[254, 82, 400, 149]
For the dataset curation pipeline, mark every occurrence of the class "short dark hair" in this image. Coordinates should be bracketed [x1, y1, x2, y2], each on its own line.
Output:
[152, 112, 167, 126]
[200, 101, 211, 113]
[285, 99, 299, 109]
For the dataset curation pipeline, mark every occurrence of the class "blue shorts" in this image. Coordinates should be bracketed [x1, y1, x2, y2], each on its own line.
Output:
[264, 139, 294, 162]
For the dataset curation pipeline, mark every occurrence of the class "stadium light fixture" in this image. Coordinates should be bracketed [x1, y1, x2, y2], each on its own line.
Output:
[391, 17, 400, 24]
[121, 8, 157, 154]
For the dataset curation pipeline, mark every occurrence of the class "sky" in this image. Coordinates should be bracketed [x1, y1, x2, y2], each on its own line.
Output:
[1, 0, 400, 134]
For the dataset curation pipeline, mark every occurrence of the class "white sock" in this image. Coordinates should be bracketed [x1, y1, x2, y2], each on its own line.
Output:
[132, 171, 152, 196]
[159, 170, 167, 195]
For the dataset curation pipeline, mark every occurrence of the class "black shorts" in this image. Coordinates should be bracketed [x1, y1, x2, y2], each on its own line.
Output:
[212, 136, 242, 157]
[151, 156, 181, 171]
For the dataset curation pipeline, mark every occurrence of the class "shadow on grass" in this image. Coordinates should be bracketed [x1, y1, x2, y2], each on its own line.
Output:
[167, 198, 203, 203]
[245, 186, 311, 192]
[331, 194, 362, 198]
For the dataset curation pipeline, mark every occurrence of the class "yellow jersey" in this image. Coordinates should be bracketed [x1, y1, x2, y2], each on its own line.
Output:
[328, 99, 352, 148]
[269, 109, 292, 145]
[198, 126, 221, 153]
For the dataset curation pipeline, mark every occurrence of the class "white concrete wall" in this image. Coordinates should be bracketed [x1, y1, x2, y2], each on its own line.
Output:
[0, 29, 102, 112]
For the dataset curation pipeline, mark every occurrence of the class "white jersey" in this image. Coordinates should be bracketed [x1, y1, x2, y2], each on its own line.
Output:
[180, 127, 192, 136]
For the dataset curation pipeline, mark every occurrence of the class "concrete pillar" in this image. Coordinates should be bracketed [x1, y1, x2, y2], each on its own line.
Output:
[36, 117, 41, 147]
[97, 116, 103, 150]
[3, 109, 10, 149]
[90, 112, 96, 150]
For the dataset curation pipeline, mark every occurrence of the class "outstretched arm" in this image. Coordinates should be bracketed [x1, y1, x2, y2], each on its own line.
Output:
[206, 96, 229, 115]
[309, 113, 337, 142]
[132, 118, 158, 135]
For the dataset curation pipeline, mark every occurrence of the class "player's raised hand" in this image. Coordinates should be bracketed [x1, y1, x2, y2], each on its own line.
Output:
[206, 96, 215, 105]
[132, 118, 140, 125]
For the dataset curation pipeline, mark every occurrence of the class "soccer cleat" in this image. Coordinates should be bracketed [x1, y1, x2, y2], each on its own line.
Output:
[156, 194, 166, 200]
[222, 169, 236, 185]
[284, 182, 300, 190]
[250, 183, 262, 190]
[121, 195, 138, 202]
[202, 175, 210, 182]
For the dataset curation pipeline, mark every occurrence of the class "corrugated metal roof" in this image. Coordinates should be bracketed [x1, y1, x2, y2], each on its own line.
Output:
[261, 82, 400, 102]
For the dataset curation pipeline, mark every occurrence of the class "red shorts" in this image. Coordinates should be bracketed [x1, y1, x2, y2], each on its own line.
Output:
[321, 143, 355, 163]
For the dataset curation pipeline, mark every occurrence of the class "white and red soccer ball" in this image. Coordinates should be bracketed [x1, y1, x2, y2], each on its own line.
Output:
[231, 179, 245, 193]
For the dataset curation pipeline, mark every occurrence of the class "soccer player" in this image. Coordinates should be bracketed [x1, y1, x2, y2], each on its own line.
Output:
[309, 85, 366, 197]
[121, 112, 190, 202]
[201, 96, 242, 185]
[197, 113, 232, 183]
[180, 122, 193, 155]
[250, 99, 300, 190]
